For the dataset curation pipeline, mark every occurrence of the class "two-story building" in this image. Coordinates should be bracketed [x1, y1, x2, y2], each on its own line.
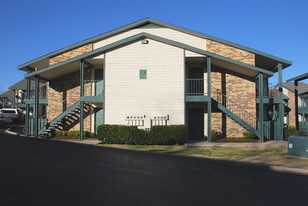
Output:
[0, 90, 13, 109]
[18, 18, 292, 141]
[286, 73, 308, 134]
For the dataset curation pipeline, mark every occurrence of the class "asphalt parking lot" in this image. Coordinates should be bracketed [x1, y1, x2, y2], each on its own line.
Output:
[0, 133, 308, 206]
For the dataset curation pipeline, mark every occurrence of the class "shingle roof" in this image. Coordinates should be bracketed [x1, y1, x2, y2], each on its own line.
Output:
[282, 82, 308, 95]
[0, 90, 13, 97]
[8, 79, 35, 90]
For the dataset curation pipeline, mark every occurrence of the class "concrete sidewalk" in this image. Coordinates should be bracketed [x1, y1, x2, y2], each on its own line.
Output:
[185, 140, 288, 148]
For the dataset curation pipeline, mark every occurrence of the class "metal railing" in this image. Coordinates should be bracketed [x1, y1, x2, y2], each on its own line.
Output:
[186, 79, 207, 95]
[299, 122, 308, 135]
[257, 83, 276, 97]
[29, 87, 47, 99]
[212, 86, 258, 129]
[84, 80, 104, 96]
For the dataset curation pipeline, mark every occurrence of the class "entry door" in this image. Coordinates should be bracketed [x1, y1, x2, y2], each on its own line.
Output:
[95, 108, 104, 135]
[95, 69, 104, 96]
[188, 108, 204, 140]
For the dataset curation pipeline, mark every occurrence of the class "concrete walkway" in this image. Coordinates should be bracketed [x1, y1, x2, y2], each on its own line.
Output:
[185, 140, 288, 148]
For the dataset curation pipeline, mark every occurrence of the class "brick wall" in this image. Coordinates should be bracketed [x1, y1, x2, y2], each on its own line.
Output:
[48, 70, 92, 132]
[287, 91, 296, 126]
[49, 44, 93, 66]
[211, 67, 256, 137]
[206, 39, 255, 66]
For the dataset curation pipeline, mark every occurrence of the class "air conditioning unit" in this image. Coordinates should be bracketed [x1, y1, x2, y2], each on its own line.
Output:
[287, 136, 308, 158]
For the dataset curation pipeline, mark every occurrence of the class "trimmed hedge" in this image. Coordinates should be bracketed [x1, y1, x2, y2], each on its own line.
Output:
[55, 130, 90, 139]
[97, 124, 188, 145]
[284, 125, 307, 141]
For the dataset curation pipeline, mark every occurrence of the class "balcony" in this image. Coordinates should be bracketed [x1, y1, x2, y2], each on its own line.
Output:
[186, 79, 210, 102]
[81, 80, 104, 102]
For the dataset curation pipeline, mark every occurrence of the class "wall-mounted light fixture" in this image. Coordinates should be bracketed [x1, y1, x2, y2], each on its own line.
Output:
[141, 39, 149, 44]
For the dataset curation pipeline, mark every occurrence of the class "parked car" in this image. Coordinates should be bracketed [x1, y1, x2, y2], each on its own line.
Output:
[0, 116, 5, 128]
[0, 108, 21, 123]
[0, 114, 14, 124]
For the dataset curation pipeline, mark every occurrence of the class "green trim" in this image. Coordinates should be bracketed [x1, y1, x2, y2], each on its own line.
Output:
[79, 101, 84, 141]
[256, 98, 284, 104]
[185, 96, 211, 102]
[277, 65, 284, 140]
[34, 77, 39, 137]
[286, 73, 308, 82]
[25, 76, 30, 136]
[80, 96, 104, 102]
[25, 99, 48, 104]
[11, 104, 26, 108]
[80, 60, 85, 141]
[216, 101, 258, 136]
[183, 50, 187, 125]
[258, 73, 264, 142]
[299, 107, 308, 113]
[25, 33, 274, 79]
[207, 57, 212, 142]
[18, 18, 291, 70]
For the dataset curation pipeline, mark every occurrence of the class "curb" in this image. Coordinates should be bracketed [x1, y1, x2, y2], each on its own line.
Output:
[1, 130, 307, 176]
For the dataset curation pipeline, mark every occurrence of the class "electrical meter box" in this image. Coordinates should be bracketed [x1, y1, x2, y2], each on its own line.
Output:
[287, 136, 308, 158]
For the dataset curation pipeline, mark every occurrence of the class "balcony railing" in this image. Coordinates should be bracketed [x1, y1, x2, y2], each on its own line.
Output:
[29, 86, 47, 99]
[186, 79, 207, 95]
[257, 83, 277, 97]
[84, 80, 104, 96]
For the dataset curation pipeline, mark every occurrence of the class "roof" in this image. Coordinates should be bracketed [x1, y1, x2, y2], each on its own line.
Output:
[24, 32, 275, 80]
[8, 79, 34, 90]
[18, 18, 292, 72]
[286, 73, 308, 82]
[0, 90, 13, 97]
[282, 82, 308, 95]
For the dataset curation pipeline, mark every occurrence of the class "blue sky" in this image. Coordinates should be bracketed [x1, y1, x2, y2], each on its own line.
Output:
[0, 0, 307, 93]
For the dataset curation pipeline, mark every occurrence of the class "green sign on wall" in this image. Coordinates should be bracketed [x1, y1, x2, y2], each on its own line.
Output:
[139, 69, 147, 79]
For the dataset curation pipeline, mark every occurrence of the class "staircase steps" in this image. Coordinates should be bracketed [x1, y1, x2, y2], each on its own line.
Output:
[38, 101, 92, 136]
[211, 86, 260, 137]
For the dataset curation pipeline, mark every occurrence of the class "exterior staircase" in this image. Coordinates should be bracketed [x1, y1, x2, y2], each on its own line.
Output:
[211, 86, 259, 137]
[39, 100, 92, 136]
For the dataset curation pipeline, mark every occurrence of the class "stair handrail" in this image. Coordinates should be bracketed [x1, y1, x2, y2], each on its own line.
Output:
[38, 100, 80, 134]
[212, 85, 258, 128]
[40, 98, 67, 119]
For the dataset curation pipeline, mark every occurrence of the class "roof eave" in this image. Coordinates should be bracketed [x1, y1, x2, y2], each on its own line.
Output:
[18, 18, 291, 71]
[25, 32, 274, 79]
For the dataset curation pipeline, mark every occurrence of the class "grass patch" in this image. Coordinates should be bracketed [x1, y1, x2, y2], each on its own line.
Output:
[99, 144, 308, 170]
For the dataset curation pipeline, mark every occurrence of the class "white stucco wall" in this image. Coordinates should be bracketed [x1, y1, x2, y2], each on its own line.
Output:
[104, 38, 185, 128]
[94, 23, 206, 57]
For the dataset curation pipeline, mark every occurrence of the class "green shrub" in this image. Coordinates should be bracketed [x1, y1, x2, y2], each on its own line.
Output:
[242, 131, 256, 139]
[146, 125, 188, 145]
[284, 125, 307, 141]
[54, 130, 90, 139]
[97, 124, 188, 145]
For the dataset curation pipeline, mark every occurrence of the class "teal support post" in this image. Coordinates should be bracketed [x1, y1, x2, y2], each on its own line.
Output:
[207, 56, 212, 142]
[34, 76, 39, 137]
[11, 90, 15, 108]
[80, 60, 85, 141]
[25, 77, 31, 136]
[295, 80, 299, 130]
[258, 73, 264, 141]
[278, 64, 284, 140]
